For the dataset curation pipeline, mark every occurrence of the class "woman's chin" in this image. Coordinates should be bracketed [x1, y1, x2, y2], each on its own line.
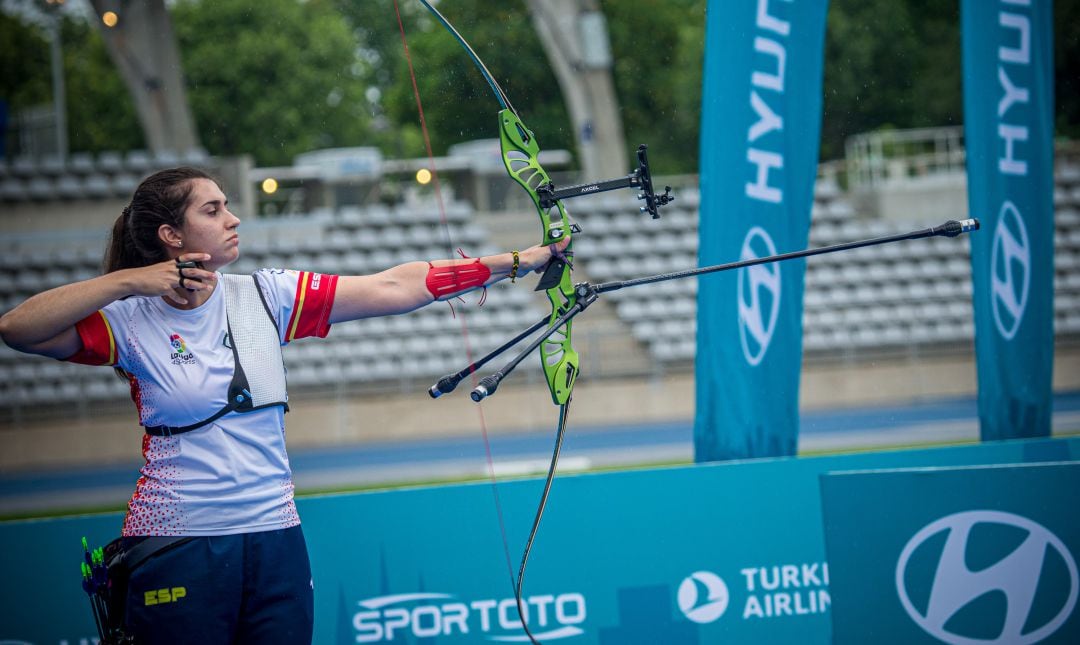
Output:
[209, 248, 241, 271]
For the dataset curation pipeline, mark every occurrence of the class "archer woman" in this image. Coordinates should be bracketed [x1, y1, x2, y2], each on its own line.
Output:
[0, 166, 565, 643]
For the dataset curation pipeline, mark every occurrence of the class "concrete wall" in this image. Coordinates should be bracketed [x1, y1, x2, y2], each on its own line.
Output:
[3, 345, 1077, 473]
[851, 172, 970, 222]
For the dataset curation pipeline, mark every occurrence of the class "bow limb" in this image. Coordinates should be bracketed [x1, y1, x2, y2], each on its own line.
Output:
[413, 4, 575, 644]
[419, 0, 580, 407]
[392, 0, 519, 608]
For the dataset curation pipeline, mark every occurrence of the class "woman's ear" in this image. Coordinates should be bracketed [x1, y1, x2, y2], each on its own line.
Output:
[158, 224, 183, 250]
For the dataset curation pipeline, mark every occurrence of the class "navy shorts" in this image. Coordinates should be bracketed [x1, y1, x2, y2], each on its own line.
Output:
[122, 525, 314, 644]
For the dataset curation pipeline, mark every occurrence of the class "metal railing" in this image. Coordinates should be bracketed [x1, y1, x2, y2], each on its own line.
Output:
[845, 126, 966, 190]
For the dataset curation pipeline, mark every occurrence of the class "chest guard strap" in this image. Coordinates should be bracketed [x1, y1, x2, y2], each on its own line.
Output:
[144, 274, 289, 436]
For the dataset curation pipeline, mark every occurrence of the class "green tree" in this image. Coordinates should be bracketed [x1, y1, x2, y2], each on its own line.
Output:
[603, 0, 706, 175]
[0, 11, 50, 111]
[63, 17, 144, 153]
[0, 10, 143, 156]
[172, 0, 373, 166]
[344, 0, 574, 160]
[820, 0, 962, 160]
[1056, 0, 1080, 140]
[342, 0, 705, 174]
[4, 0, 1077, 169]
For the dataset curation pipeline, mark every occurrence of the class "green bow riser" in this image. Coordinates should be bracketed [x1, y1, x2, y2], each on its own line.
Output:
[498, 108, 579, 405]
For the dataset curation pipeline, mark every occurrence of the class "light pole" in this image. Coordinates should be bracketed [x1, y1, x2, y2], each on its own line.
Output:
[42, 0, 68, 161]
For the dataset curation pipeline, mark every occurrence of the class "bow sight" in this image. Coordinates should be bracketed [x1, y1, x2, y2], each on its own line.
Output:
[535, 144, 675, 219]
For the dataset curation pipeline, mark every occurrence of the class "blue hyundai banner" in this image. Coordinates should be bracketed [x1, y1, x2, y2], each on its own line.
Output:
[695, 0, 830, 460]
[962, 0, 1055, 440]
[822, 462, 1080, 643]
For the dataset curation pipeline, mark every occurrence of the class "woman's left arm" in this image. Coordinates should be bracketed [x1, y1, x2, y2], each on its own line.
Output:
[328, 242, 564, 323]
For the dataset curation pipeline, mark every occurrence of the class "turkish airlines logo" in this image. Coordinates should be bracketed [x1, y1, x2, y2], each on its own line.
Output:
[990, 201, 1031, 340]
[677, 571, 730, 624]
[895, 510, 1078, 644]
[737, 227, 781, 366]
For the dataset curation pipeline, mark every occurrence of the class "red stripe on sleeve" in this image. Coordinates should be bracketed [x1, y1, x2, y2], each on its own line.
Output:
[66, 311, 117, 366]
[288, 273, 339, 341]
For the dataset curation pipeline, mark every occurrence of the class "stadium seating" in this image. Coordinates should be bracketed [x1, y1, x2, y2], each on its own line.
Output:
[2, 159, 1080, 410]
[0, 149, 210, 202]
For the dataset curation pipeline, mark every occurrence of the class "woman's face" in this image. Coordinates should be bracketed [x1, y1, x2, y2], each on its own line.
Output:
[180, 178, 241, 271]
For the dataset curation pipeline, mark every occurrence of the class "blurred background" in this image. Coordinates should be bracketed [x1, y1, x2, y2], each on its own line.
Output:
[1, 0, 1078, 516]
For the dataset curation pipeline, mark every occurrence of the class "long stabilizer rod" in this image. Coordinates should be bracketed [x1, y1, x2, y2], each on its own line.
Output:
[429, 218, 980, 402]
[595, 218, 979, 295]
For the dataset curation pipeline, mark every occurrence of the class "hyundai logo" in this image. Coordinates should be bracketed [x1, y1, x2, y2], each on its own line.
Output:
[677, 571, 730, 624]
[990, 201, 1031, 340]
[737, 227, 781, 366]
[895, 510, 1078, 644]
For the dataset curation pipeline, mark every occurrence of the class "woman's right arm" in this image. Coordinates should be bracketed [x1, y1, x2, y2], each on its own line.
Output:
[0, 254, 215, 359]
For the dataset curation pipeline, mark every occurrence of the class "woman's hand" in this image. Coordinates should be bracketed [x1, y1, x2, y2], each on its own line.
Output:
[519, 237, 573, 273]
[124, 253, 217, 305]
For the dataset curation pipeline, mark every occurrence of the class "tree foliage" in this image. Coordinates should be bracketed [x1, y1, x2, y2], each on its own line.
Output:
[603, 0, 707, 174]
[820, 0, 963, 160]
[172, 0, 372, 166]
[2, 0, 1077, 169]
[334, 0, 574, 160]
[0, 9, 142, 155]
[1055, 0, 1080, 141]
[0, 11, 50, 110]
[62, 17, 144, 152]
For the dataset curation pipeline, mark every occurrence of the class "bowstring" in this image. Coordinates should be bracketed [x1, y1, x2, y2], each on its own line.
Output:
[392, 0, 517, 597]
[515, 397, 572, 645]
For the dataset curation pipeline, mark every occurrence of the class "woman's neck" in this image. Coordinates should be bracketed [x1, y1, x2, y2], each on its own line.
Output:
[165, 278, 216, 310]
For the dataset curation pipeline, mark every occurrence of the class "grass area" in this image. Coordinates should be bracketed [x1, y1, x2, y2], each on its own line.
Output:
[4, 432, 1077, 523]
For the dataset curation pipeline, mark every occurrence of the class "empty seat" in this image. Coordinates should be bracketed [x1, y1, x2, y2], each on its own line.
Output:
[0, 177, 28, 201]
[10, 156, 37, 177]
[182, 148, 211, 166]
[38, 155, 65, 176]
[68, 153, 96, 175]
[153, 149, 181, 168]
[55, 175, 84, 200]
[97, 151, 124, 174]
[125, 150, 153, 174]
[110, 173, 138, 196]
[26, 176, 55, 200]
[82, 173, 112, 199]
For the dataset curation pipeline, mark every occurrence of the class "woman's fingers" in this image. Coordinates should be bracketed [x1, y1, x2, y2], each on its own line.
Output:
[177, 253, 211, 264]
[174, 254, 215, 291]
[177, 267, 216, 289]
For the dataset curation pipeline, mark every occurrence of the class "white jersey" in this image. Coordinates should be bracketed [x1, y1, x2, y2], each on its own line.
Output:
[68, 269, 339, 536]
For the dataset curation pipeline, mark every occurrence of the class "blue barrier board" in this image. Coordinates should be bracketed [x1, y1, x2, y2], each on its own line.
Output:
[1, 436, 1076, 643]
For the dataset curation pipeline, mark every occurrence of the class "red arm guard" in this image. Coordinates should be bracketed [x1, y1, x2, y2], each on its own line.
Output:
[425, 260, 492, 300]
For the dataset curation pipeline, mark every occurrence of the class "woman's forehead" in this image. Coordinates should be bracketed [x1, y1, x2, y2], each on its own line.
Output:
[189, 177, 226, 204]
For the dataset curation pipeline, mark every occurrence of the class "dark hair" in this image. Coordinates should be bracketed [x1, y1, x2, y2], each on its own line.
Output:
[104, 167, 220, 273]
